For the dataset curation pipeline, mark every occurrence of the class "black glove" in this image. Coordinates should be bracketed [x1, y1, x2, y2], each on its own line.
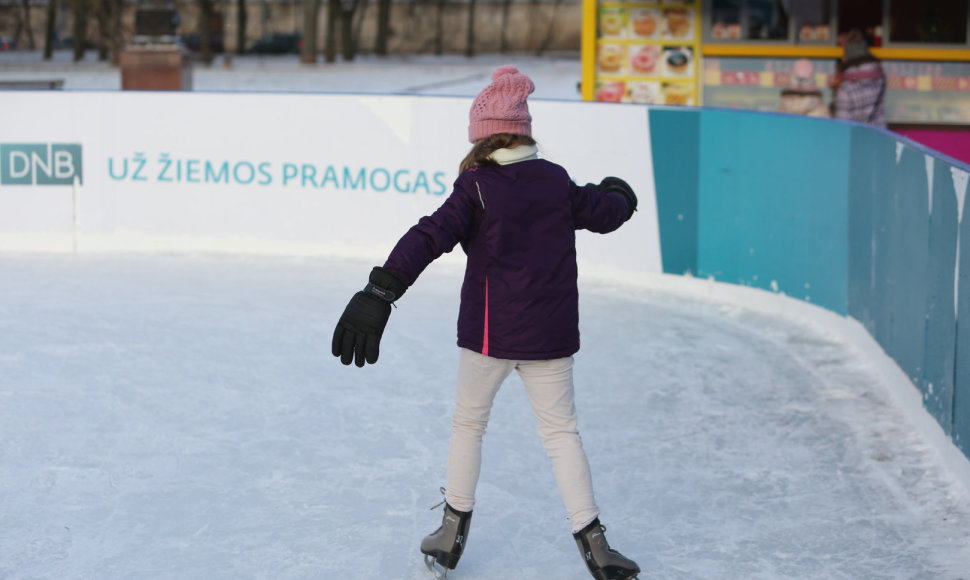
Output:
[599, 176, 637, 220]
[332, 267, 408, 367]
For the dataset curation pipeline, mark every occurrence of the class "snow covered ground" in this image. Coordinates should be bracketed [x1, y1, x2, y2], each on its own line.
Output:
[1, 51, 970, 579]
[0, 50, 585, 98]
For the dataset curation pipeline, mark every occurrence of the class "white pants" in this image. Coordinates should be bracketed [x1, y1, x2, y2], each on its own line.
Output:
[444, 348, 599, 533]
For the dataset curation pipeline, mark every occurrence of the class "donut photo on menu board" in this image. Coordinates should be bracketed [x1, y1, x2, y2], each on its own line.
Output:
[629, 8, 660, 39]
[595, 81, 627, 103]
[629, 44, 660, 75]
[597, 43, 627, 75]
[662, 7, 693, 40]
[599, 6, 627, 38]
[662, 46, 693, 77]
[662, 82, 693, 106]
[628, 81, 662, 104]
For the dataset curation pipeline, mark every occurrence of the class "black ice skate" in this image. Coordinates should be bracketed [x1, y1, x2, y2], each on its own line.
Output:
[421, 503, 472, 579]
[573, 518, 640, 580]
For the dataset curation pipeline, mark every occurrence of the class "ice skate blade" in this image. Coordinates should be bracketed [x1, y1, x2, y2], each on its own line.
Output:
[424, 554, 449, 579]
[593, 569, 639, 580]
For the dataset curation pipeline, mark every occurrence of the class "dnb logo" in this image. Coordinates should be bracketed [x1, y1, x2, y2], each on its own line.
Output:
[1, 143, 83, 186]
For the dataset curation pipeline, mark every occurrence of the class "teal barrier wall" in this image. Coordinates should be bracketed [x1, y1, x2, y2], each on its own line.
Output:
[649, 109, 699, 278]
[650, 106, 970, 460]
[846, 127, 962, 437]
[697, 112, 850, 314]
[956, 181, 970, 453]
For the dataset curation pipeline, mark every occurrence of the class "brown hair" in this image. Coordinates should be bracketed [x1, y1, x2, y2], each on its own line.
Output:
[459, 133, 538, 173]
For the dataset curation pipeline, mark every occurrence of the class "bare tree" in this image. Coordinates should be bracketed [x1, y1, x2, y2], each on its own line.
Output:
[73, 0, 90, 62]
[339, 0, 357, 60]
[325, 0, 338, 62]
[434, 0, 446, 55]
[236, 0, 247, 55]
[535, 0, 564, 55]
[199, 0, 215, 64]
[44, 0, 57, 59]
[500, 0, 512, 53]
[16, 0, 37, 49]
[465, 0, 475, 57]
[109, 0, 122, 65]
[353, 0, 369, 48]
[374, 0, 390, 55]
[96, 0, 111, 60]
[302, 0, 320, 62]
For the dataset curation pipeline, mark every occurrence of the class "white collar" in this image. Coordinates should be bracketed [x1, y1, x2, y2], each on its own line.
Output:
[490, 144, 539, 165]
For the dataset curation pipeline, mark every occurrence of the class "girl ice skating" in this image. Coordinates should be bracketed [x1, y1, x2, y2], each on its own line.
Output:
[332, 65, 640, 580]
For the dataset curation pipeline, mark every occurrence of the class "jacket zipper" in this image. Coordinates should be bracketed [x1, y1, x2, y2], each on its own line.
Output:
[476, 180, 488, 355]
[482, 277, 489, 356]
[475, 181, 485, 209]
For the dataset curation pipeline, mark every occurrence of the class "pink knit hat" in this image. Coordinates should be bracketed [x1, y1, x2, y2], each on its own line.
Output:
[468, 65, 535, 142]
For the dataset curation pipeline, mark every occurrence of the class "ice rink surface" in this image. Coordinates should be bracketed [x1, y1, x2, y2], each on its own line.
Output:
[2, 51, 970, 579]
[1, 254, 969, 580]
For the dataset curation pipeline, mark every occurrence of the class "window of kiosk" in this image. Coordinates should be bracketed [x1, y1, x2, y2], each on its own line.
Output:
[706, 0, 835, 43]
[792, 0, 833, 43]
[709, 0, 742, 40]
[747, 0, 789, 40]
[888, 0, 968, 45]
[706, 0, 970, 47]
[837, 0, 882, 44]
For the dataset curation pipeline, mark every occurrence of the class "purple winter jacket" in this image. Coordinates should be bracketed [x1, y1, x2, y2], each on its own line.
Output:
[383, 158, 631, 360]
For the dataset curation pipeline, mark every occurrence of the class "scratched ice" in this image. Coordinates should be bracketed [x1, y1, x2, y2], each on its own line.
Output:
[0, 254, 968, 580]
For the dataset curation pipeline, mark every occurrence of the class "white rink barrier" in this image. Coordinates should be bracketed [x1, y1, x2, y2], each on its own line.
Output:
[0, 92, 662, 275]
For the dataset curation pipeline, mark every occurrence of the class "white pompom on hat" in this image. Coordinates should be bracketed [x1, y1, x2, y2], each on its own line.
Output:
[468, 65, 535, 143]
[790, 59, 817, 90]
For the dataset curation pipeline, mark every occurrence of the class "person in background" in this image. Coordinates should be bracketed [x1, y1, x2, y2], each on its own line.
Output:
[778, 59, 830, 118]
[832, 29, 887, 127]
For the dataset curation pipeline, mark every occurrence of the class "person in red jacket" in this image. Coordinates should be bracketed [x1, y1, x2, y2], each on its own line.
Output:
[333, 65, 640, 580]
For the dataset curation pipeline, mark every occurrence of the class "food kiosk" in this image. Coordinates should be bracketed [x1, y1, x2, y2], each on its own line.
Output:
[581, 0, 970, 162]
